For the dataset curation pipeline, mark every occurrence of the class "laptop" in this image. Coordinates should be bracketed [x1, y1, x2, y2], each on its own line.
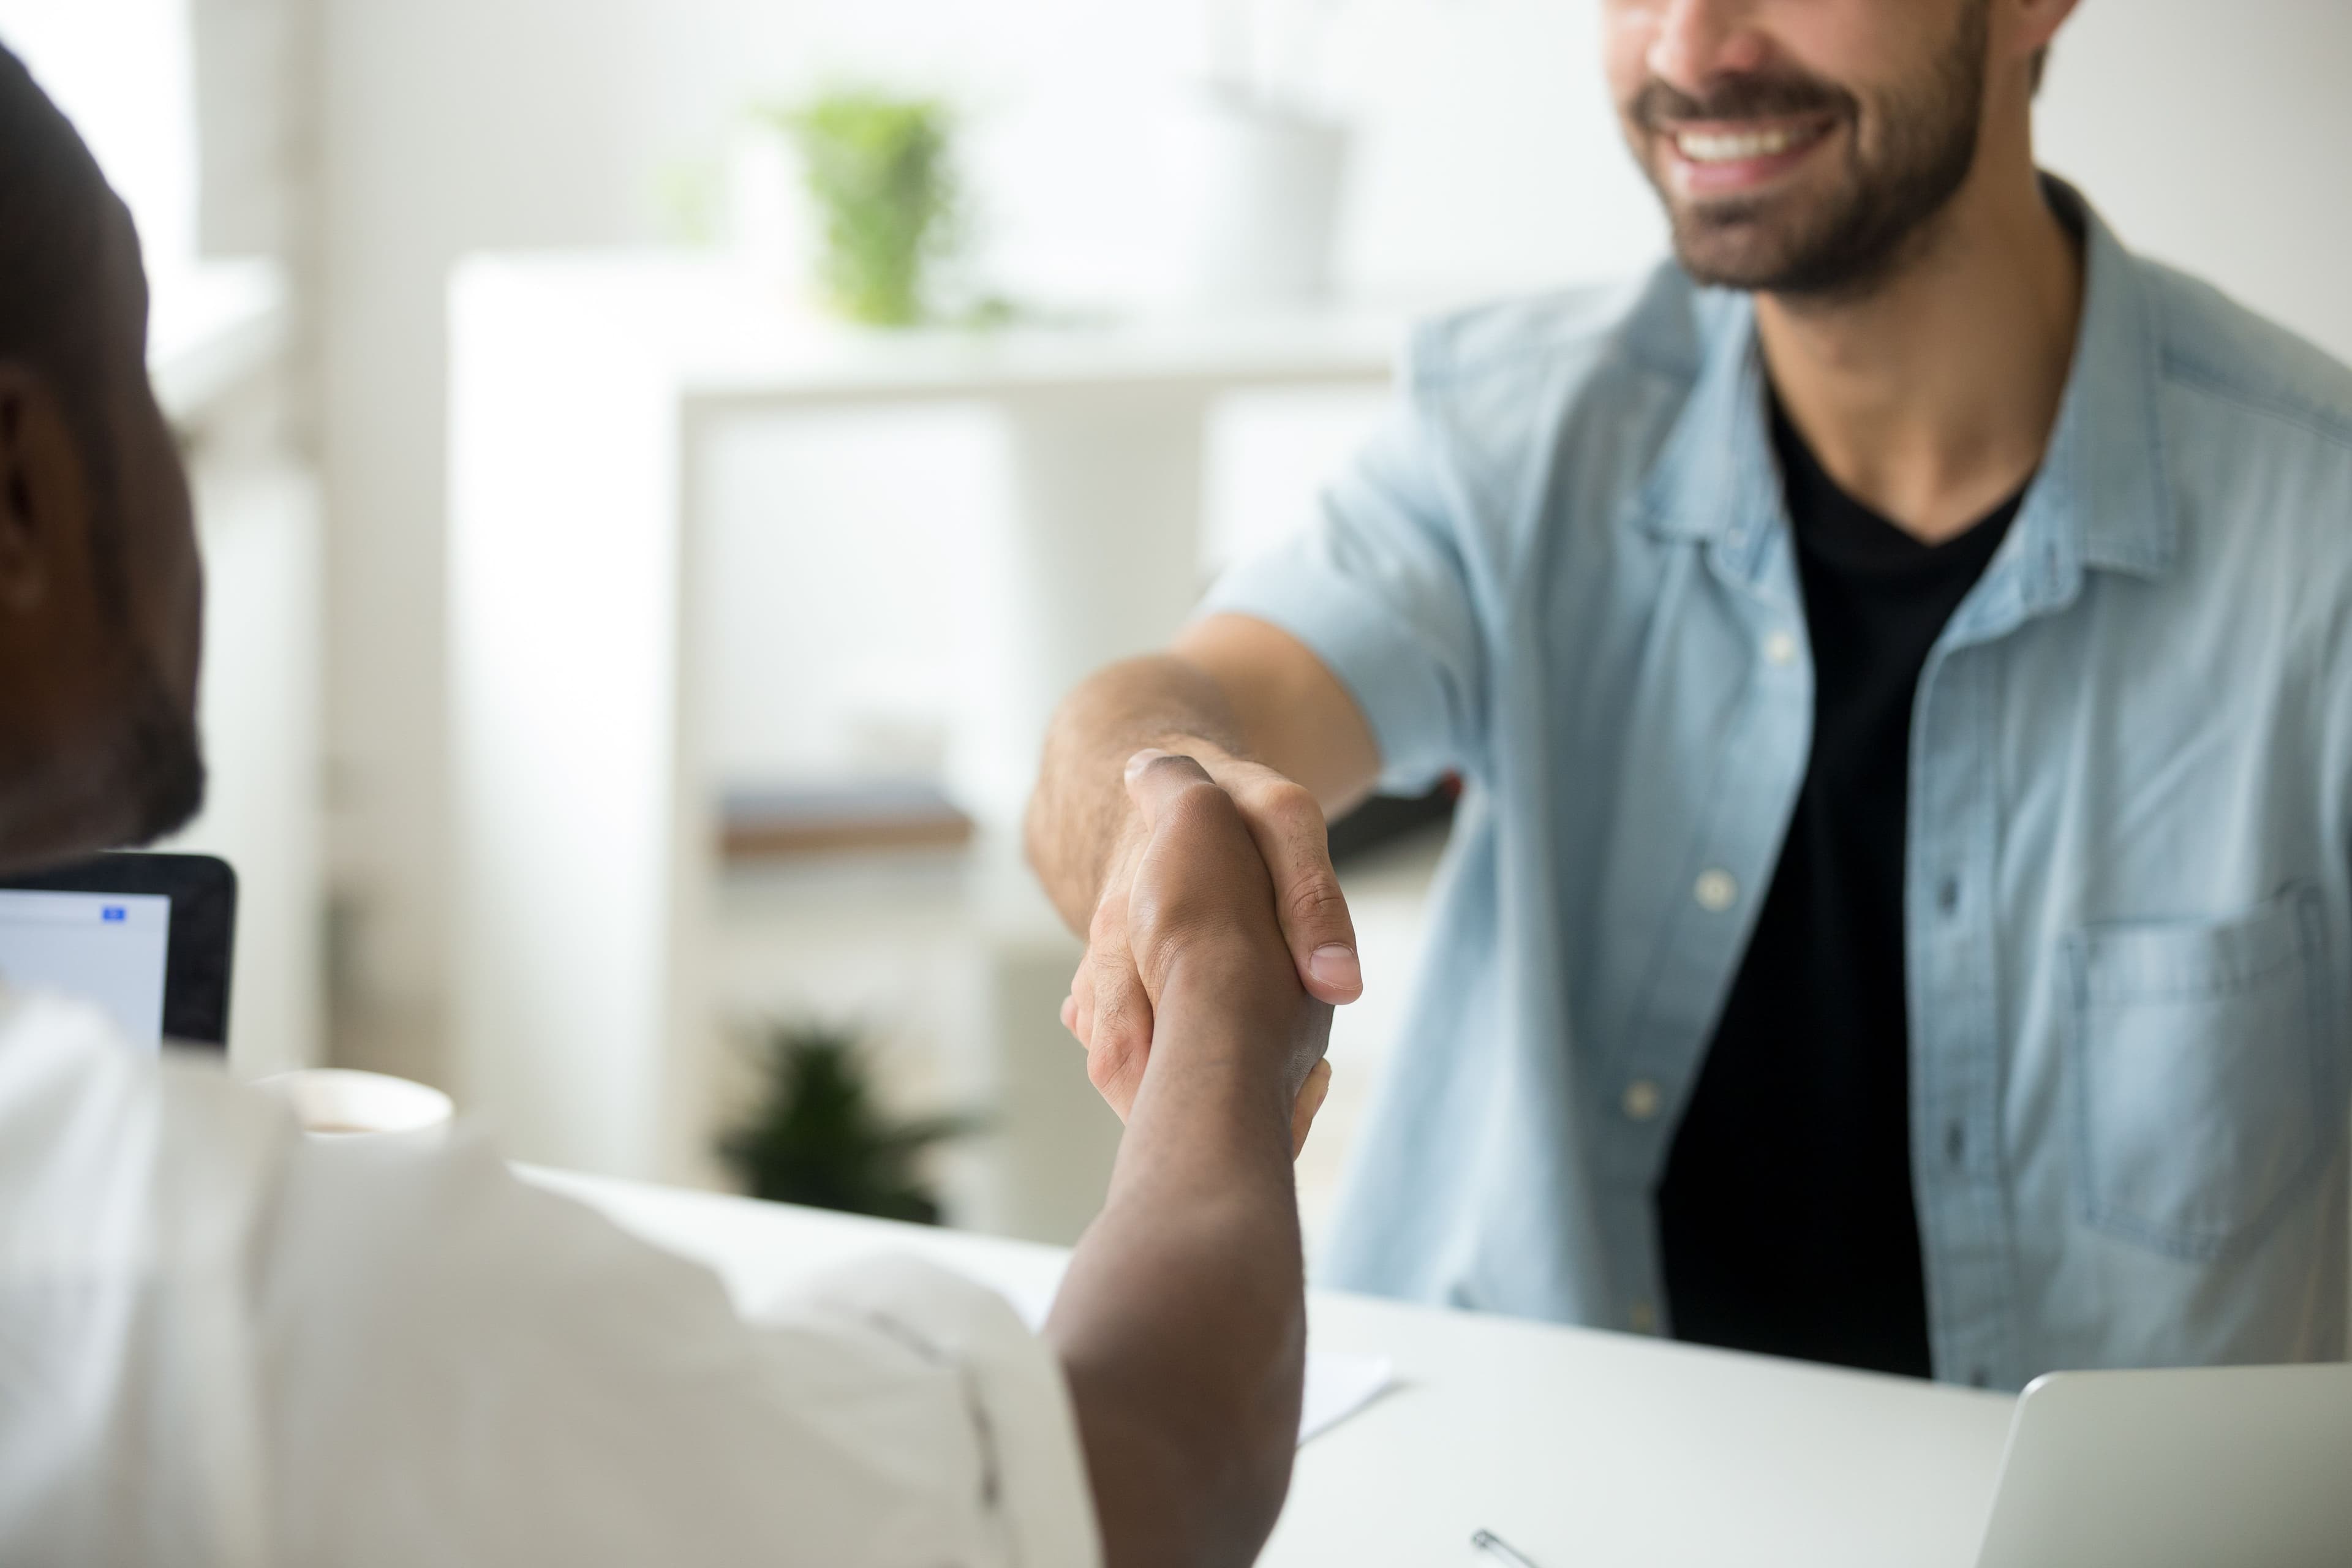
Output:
[0, 851, 237, 1049]
[1975, 1360, 2352, 1567]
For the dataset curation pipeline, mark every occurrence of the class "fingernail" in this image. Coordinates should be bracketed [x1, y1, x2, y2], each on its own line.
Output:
[1309, 944, 1362, 995]
[1124, 748, 1168, 783]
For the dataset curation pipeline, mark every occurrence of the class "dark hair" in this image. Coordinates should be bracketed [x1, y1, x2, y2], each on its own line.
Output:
[0, 42, 127, 597]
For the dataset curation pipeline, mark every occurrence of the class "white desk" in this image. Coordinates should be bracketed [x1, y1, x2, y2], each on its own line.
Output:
[527, 1167, 2015, 1567]
[448, 258, 1398, 1189]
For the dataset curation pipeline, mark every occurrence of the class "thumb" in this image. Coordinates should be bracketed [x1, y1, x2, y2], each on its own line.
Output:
[1123, 748, 1215, 826]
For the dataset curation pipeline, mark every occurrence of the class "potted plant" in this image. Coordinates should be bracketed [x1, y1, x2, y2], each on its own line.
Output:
[716, 1020, 983, 1224]
[764, 89, 963, 328]
[1171, 0, 1359, 306]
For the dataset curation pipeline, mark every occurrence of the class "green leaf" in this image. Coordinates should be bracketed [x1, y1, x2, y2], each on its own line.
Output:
[766, 89, 961, 326]
[714, 1019, 986, 1225]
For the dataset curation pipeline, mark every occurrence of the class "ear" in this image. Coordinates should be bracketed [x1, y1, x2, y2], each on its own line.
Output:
[0, 361, 87, 616]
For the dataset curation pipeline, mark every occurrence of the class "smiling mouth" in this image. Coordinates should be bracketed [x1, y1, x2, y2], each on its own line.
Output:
[1670, 119, 1834, 165]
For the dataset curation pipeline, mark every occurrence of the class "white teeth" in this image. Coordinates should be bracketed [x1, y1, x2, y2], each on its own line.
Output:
[1673, 126, 1814, 163]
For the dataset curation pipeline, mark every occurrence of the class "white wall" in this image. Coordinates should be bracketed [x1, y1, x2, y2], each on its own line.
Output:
[165, 431, 325, 1077]
[316, 0, 2352, 1084]
[2036, 0, 2352, 364]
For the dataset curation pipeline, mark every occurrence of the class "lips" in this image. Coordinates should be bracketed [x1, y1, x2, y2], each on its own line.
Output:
[1657, 116, 1837, 196]
[1672, 121, 1831, 164]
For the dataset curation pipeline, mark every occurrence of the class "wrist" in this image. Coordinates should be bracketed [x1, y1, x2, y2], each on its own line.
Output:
[1127, 1039, 1297, 1155]
[1145, 953, 1309, 1089]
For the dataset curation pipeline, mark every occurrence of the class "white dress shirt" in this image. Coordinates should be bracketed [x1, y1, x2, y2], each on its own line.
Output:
[0, 988, 1101, 1567]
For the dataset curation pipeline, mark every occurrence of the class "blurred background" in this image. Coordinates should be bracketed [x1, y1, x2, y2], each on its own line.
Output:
[6, 0, 2348, 1260]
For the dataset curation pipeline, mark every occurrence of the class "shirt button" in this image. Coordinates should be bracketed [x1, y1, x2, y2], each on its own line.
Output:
[1629, 1300, 1659, 1335]
[1945, 1120, 1967, 1167]
[1937, 875, 1962, 915]
[1695, 869, 1739, 913]
[1623, 1079, 1662, 1122]
[1763, 630, 1800, 666]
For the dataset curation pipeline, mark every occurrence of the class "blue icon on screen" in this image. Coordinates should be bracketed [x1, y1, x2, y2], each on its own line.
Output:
[102, 907, 126, 922]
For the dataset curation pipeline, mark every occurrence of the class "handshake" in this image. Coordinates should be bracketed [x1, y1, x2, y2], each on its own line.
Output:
[1054, 745, 1357, 1156]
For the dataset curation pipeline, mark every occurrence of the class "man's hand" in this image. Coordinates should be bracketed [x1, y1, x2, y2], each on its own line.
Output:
[1063, 745, 1350, 1152]
[1027, 625, 1382, 1156]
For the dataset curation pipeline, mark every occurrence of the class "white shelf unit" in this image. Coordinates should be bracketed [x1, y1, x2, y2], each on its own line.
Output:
[447, 253, 1397, 1225]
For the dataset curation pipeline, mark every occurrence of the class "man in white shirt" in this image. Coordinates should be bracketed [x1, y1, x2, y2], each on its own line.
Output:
[0, 45, 1329, 1567]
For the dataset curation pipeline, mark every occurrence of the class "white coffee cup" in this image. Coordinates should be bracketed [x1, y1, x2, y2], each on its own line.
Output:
[254, 1069, 454, 1142]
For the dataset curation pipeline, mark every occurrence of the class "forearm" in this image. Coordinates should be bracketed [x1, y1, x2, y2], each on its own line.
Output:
[1027, 655, 1250, 932]
[1045, 971, 1315, 1568]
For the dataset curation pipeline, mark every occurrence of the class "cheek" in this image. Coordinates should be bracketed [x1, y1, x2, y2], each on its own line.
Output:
[1772, 0, 1923, 95]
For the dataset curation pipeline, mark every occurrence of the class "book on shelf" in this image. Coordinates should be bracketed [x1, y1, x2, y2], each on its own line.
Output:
[718, 778, 976, 860]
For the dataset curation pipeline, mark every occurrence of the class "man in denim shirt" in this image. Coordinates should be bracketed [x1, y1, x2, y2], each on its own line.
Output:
[1028, 0, 2350, 1389]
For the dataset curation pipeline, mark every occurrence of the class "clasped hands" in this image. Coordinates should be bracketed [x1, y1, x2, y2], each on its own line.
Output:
[1060, 747, 1360, 1154]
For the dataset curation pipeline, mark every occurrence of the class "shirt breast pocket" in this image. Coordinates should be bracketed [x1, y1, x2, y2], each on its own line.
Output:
[2065, 886, 2336, 1261]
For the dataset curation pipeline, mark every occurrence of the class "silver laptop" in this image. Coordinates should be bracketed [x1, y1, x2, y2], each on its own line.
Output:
[1975, 1361, 2352, 1567]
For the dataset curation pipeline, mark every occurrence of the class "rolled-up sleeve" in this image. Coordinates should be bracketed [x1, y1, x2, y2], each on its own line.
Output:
[1202, 350, 1490, 794]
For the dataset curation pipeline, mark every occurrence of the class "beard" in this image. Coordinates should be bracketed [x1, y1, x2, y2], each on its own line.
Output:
[1628, 0, 1991, 300]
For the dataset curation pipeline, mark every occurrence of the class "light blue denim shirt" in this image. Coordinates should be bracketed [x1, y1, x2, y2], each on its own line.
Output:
[1205, 190, 2352, 1389]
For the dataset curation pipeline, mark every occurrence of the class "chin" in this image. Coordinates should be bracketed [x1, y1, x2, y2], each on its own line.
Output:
[1669, 218, 1804, 292]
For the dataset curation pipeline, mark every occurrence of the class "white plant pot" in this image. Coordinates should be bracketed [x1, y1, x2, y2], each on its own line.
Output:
[1163, 88, 1351, 308]
[727, 122, 818, 304]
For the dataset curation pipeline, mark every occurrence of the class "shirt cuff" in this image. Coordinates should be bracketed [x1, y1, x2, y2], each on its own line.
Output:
[807, 1255, 1101, 1568]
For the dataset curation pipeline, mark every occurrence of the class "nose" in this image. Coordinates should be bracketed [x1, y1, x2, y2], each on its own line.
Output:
[1646, 0, 1770, 97]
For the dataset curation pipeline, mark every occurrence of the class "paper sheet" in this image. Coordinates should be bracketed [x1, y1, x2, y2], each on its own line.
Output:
[1297, 1349, 1396, 1444]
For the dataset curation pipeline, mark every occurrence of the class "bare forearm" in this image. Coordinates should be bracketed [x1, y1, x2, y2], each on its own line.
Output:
[1026, 656, 1249, 930]
[1046, 969, 1318, 1568]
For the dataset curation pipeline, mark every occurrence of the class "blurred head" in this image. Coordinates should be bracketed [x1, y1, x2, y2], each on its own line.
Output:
[0, 44, 205, 874]
[1604, 0, 2076, 298]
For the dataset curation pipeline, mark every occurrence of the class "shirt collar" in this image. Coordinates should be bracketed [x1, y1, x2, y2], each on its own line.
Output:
[1632, 179, 2178, 589]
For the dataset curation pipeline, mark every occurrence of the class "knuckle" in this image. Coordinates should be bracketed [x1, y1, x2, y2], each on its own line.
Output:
[1085, 1052, 1118, 1097]
[1086, 1033, 1140, 1096]
[1253, 777, 1322, 825]
[1087, 943, 1133, 1000]
[1089, 964, 1151, 1038]
[1095, 1002, 1144, 1056]
[1283, 875, 1351, 930]
[1087, 894, 1127, 945]
[1163, 780, 1242, 834]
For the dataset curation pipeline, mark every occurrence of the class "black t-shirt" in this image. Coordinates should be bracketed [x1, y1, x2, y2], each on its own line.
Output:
[1654, 402, 2026, 1378]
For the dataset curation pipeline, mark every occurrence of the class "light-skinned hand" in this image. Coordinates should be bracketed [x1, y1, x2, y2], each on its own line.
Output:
[1062, 747, 1349, 1154]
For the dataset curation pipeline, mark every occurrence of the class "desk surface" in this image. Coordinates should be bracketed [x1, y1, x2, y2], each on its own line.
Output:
[527, 1168, 2014, 1567]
